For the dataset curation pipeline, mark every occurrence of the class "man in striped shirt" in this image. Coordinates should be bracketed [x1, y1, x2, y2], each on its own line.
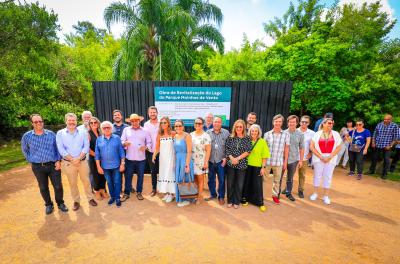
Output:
[206, 116, 230, 205]
[21, 114, 68, 215]
[263, 114, 290, 205]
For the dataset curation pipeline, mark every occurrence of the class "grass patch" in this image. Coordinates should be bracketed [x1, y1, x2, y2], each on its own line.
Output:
[363, 161, 400, 181]
[0, 140, 27, 172]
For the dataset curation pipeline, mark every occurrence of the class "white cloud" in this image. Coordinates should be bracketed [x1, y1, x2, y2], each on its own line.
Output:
[339, 0, 395, 20]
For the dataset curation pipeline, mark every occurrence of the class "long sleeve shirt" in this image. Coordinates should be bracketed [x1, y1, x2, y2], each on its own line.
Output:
[121, 126, 152, 161]
[56, 128, 89, 158]
[95, 134, 125, 169]
[21, 130, 61, 163]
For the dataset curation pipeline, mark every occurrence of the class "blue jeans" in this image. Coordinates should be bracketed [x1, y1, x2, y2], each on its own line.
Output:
[125, 159, 146, 194]
[208, 161, 226, 199]
[103, 168, 121, 200]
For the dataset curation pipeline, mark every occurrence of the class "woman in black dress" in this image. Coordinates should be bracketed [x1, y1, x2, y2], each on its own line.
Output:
[225, 119, 252, 209]
[88, 117, 108, 200]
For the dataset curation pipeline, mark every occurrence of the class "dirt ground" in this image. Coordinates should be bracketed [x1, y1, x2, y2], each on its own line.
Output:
[0, 165, 399, 264]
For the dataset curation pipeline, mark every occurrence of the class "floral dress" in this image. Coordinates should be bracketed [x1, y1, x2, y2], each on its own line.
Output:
[190, 132, 211, 175]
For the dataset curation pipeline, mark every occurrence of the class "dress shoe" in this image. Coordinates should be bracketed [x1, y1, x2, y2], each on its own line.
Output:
[73, 202, 80, 211]
[89, 199, 98, 206]
[286, 194, 296, 202]
[298, 191, 304, 199]
[45, 205, 54, 215]
[58, 203, 68, 212]
[150, 190, 157, 197]
[137, 193, 144, 200]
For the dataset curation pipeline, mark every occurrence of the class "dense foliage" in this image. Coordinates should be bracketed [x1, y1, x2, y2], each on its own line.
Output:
[1, 0, 398, 129]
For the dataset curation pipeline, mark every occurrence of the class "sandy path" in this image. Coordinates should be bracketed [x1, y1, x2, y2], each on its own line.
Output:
[0, 165, 399, 263]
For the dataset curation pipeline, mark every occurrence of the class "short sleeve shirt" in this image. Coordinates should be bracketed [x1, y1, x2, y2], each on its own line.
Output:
[263, 130, 290, 166]
[247, 139, 270, 167]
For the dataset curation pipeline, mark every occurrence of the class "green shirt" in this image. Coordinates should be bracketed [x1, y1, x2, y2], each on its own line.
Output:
[247, 139, 270, 167]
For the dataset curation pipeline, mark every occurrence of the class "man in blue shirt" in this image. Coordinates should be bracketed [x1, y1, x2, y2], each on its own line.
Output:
[367, 114, 399, 179]
[56, 113, 97, 211]
[112, 109, 129, 138]
[390, 128, 400, 173]
[21, 114, 68, 215]
[96, 121, 125, 207]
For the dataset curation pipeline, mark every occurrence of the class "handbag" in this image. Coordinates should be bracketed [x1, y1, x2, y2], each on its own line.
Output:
[349, 130, 363, 153]
[178, 166, 198, 199]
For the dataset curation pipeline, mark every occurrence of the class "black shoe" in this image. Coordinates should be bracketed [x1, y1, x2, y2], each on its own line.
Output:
[58, 203, 68, 212]
[45, 205, 54, 215]
[286, 194, 296, 202]
[281, 189, 287, 195]
[108, 198, 115, 205]
[116, 199, 121, 207]
[298, 191, 304, 198]
[365, 170, 375, 175]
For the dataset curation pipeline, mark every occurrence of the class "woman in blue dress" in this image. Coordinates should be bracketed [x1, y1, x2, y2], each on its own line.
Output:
[173, 119, 195, 207]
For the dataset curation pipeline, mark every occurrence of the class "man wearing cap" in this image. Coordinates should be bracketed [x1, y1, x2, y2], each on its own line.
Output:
[120, 113, 152, 201]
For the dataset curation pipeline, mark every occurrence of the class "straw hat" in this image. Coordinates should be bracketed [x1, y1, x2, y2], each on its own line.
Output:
[125, 113, 144, 123]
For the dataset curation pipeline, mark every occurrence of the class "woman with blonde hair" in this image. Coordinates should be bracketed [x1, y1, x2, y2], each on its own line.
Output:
[88, 117, 108, 200]
[309, 118, 342, 205]
[225, 119, 252, 209]
[242, 124, 270, 212]
[153, 117, 176, 203]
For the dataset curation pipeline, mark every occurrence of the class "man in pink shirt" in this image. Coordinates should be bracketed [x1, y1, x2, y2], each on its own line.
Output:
[143, 106, 160, 197]
[121, 114, 152, 201]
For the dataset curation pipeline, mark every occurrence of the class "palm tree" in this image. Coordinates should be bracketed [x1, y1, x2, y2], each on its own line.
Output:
[104, 0, 224, 80]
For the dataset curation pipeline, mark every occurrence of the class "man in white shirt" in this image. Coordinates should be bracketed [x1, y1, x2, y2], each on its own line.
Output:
[297, 115, 315, 198]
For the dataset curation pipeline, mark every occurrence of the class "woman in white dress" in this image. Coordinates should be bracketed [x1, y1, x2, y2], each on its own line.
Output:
[153, 117, 176, 202]
[191, 117, 211, 204]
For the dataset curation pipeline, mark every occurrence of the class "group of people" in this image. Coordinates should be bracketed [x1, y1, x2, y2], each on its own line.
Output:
[21, 108, 399, 215]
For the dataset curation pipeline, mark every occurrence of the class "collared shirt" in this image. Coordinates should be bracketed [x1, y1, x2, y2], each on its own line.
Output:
[121, 126, 152, 161]
[263, 129, 290, 166]
[204, 123, 213, 131]
[297, 128, 315, 160]
[143, 120, 159, 153]
[207, 128, 230, 163]
[112, 123, 129, 138]
[21, 129, 61, 163]
[77, 124, 89, 132]
[286, 129, 304, 164]
[95, 134, 125, 169]
[56, 128, 89, 158]
[373, 122, 399, 149]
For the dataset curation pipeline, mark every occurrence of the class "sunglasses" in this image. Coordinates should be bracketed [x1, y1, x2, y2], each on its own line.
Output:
[194, 122, 203, 125]
[160, 122, 168, 125]
[90, 122, 98, 125]
[174, 125, 183, 128]
[356, 123, 363, 126]
[32, 121, 43, 124]
[326, 122, 334, 125]
[300, 121, 308, 124]
[102, 127, 112, 130]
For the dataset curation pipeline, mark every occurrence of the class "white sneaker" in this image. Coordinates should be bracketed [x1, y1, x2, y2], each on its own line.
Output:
[323, 196, 331, 205]
[177, 201, 190, 207]
[162, 194, 169, 201]
[310, 193, 318, 201]
[165, 195, 174, 203]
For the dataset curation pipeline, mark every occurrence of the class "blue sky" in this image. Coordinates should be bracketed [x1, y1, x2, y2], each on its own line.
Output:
[27, 0, 400, 51]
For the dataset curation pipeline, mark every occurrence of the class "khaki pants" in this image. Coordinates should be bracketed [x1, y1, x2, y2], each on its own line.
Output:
[263, 165, 283, 197]
[297, 160, 308, 192]
[62, 160, 93, 203]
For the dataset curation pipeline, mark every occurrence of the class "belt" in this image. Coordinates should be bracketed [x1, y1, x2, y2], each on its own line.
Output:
[32, 161, 55, 166]
[63, 156, 86, 162]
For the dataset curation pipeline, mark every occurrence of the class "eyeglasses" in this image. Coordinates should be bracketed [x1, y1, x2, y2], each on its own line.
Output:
[326, 122, 334, 125]
[356, 123, 363, 126]
[174, 125, 183, 128]
[300, 121, 308, 124]
[160, 122, 167, 125]
[89, 122, 98, 125]
[102, 127, 111, 129]
[32, 121, 43, 124]
[194, 122, 203, 125]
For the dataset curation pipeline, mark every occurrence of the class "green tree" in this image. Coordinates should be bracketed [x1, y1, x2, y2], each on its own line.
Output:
[104, 0, 224, 80]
